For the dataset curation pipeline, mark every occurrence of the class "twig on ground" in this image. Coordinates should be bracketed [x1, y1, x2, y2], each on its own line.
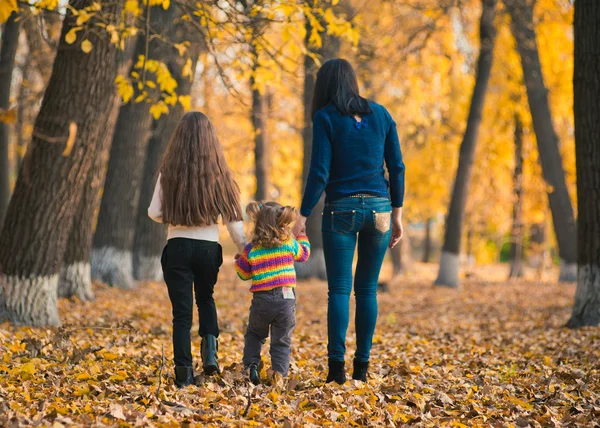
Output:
[156, 344, 165, 399]
[241, 386, 252, 417]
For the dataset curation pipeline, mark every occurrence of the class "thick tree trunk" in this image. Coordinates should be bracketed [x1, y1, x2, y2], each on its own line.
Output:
[58, 96, 121, 300]
[0, 0, 123, 327]
[0, 12, 21, 229]
[422, 218, 432, 263]
[132, 32, 201, 281]
[567, 0, 600, 328]
[92, 6, 176, 289]
[296, 15, 340, 281]
[507, 0, 577, 282]
[509, 114, 525, 279]
[59, 38, 137, 299]
[435, 0, 498, 288]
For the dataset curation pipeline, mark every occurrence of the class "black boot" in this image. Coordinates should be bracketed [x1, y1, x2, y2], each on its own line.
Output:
[352, 359, 369, 381]
[201, 334, 220, 375]
[174, 366, 194, 388]
[326, 360, 346, 384]
[248, 363, 260, 386]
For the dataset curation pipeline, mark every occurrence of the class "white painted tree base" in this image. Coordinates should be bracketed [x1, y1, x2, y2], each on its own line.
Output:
[435, 251, 460, 288]
[58, 262, 95, 301]
[295, 248, 327, 280]
[558, 260, 577, 283]
[567, 264, 600, 327]
[0, 274, 61, 326]
[133, 255, 163, 281]
[91, 247, 136, 289]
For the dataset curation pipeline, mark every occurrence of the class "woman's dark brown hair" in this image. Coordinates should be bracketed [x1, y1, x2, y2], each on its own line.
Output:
[159, 111, 242, 226]
[246, 201, 297, 248]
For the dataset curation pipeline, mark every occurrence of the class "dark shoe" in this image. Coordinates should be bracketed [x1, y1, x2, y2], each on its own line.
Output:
[174, 366, 194, 388]
[201, 334, 220, 375]
[352, 358, 369, 381]
[248, 363, 260, 385]
[326, 360, 346, 384]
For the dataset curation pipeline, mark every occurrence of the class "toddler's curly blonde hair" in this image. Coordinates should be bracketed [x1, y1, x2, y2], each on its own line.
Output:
[246, 201, 298, 248]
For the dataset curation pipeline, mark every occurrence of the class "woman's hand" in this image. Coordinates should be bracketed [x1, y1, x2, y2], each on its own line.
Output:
[388, 207, 403, 249]
[292, 215, 307, 237]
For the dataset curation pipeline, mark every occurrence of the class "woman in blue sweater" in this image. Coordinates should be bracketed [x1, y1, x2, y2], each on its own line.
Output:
[292, 58, 405, 384]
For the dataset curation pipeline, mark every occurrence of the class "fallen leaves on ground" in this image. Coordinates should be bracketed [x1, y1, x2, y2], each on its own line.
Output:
[1, 263, 599, 427]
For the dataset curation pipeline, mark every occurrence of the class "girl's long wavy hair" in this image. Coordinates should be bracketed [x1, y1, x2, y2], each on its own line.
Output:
[246, 201, 297, 248]
[159, 111, 242, 227]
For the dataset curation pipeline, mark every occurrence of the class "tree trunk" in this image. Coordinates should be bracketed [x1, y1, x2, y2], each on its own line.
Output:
[509, 113, 525, 279]
[58, 97, 121, 300]
[567, 0, 600, 328]
[435, 0, 498, 288]
[58, 37, 137, 300]
[422, 218, 432, 263]
[0, 0, 124, 327]
[0, 12, 21, 229]
[507, 0, 578, 282]
[22, 9, 58, 82]
[250, 62, 269, 200]
[92, 6, 176, 289]
[296, 17, 340, 280]
[132, 30, 201, 281]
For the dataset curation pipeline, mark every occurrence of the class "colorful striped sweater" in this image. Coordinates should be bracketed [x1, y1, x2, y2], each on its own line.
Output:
[235, 235, 311, 292]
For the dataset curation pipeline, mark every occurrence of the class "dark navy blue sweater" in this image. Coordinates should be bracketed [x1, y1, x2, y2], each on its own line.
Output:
[300, 102, 405, 217]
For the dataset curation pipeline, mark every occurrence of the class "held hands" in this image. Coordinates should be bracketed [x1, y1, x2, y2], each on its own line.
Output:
[291, 215, 307, 237]
[388, 207, 404, 249]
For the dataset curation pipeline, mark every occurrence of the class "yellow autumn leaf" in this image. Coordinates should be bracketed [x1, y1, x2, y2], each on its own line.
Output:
[182, 58, 193, 78]
[20, 362, 36, 375]
[178, 95, 191, 111]
[81, 39, 93, 53]
[0, 108, 16, 124]
[74, 385, 90, 396]
[506, 395, 534, 410]
[62, 122, 78, 156]
[101, 351, 119, 361]
[149, 102, 169, 119]
[0, 0, 17, 24]
[65, 28, 79, 45]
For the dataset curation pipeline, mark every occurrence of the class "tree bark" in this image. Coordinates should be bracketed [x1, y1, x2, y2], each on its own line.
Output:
[506, 0, 577, 282]
[509, 113, 525, 279]
[58, 37, 137, 300]
[132, 26, 201, 281]
[251, 83, 269, 200]
[0, 0, 124, 326]
[422, 217, 432, 263]
[0, 12, 21, 229]
[435, 0, 498, 288]
[92, 6, 176, 289]
[295, 15, 340, 281]
[567, 0, 600, 328]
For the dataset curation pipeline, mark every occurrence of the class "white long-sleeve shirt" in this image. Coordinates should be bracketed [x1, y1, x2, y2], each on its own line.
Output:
[148, 174, 246, 253]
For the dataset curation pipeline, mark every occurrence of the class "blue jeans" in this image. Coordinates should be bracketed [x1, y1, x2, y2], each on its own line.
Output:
[322, 196, 392, 362]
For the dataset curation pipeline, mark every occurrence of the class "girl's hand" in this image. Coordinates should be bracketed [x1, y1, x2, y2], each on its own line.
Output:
[292, 215, 307, 237]
[388, 207, 404, 249]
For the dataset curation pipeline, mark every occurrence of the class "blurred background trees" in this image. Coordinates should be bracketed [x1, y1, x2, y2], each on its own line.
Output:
[0, 0, 595, 327]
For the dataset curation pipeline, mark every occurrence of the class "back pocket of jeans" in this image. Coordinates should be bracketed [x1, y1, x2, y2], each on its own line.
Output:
[373, 211, 391, 234]
[329, 210, 356, 234]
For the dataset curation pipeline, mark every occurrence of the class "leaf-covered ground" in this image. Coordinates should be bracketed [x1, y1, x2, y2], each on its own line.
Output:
[1, 262, 599, 427]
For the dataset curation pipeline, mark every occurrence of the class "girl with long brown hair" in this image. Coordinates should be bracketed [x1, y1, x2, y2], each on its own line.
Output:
[148, 111, 246, 387]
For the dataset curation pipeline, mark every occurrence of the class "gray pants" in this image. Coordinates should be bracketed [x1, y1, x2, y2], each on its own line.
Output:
[243, 287, 296, 376]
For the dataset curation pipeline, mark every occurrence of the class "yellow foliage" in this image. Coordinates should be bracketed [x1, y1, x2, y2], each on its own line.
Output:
[0, 0, 17, 23]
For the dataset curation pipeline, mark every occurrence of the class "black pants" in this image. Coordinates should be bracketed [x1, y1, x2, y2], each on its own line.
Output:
[161, 238, 223, 367]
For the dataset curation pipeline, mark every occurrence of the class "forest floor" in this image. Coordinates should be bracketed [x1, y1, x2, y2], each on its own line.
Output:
[1, 262, 599, 427]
